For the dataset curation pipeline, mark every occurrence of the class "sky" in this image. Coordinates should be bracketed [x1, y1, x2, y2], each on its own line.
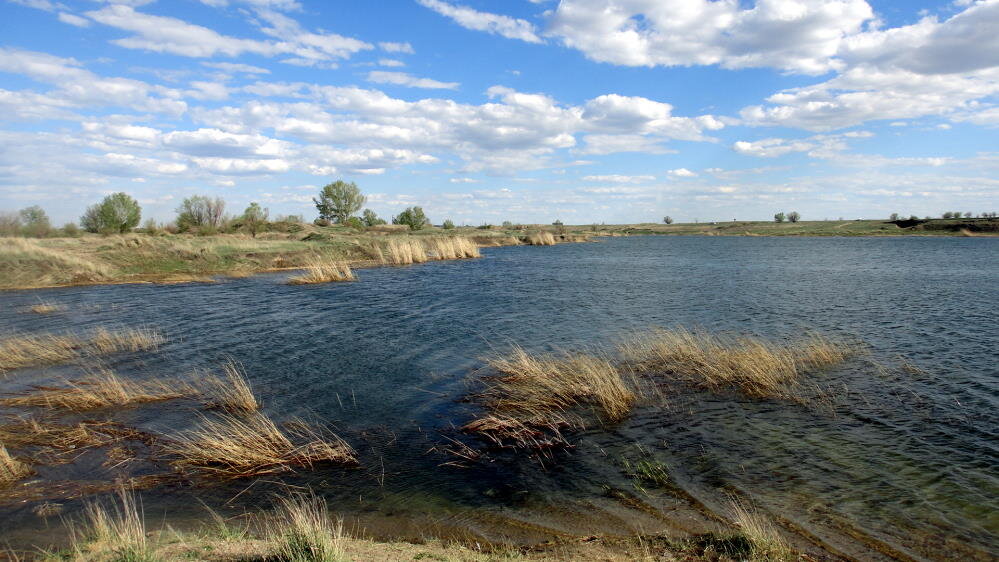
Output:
[1, 0, 997, 226]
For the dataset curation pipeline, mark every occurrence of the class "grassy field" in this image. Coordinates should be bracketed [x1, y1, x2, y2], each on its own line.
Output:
[589, 217, 999, 237]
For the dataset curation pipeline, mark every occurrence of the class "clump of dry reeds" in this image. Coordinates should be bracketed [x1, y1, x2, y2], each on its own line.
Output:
[28, 301, 65, 314]
[0, 444, 32, 486]
[0, 369, 188, 412]
[287, 255, 355, 285]
[727, 497, 794, 561]
[385, 238, 428, 265]
[525, 231, 556, 246]
[270, 493, 345, 561]
[425, 237, 481, 260]
[165, 413, 356, 478]
[0, 327, 164, 373]
[201, 359, 259, 414]
[74, 487, 153, 561]
[618, 327, 853, 399]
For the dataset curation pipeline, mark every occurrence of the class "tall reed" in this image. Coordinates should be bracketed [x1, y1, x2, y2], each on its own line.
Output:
[385, 238, 428, 265]
[0, 444, 31, 486]
[201, 359, 260, 414]
[525, 232, 556, 246]
[0, 327, 164, 373]
[270, 493, 346, 561]
[0, 368, 188, 411]
[74, 487, 155, 561]
[288, 255, 355, 285]
[425, 237, 481, 260]
[727, 497, 794, 561]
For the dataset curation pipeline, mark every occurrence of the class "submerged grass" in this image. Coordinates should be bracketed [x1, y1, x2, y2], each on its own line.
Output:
[0, 444, 32, 486]
[28, 301, 66, 314]
[165, 412, 356, 479]
[270, 493, 346, 562]
[618, 327, 854, 399]
[287, 255, 355, 285]
[0, 327, 164, 373]
[0, 368, 188, 412]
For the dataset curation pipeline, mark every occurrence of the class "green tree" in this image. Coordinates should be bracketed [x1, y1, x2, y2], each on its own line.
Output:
[442, 218, 456, 230]
[314, 180, 365, 224]
[176, 196, 226, 232]
[81, 192, 141, 233]
[889, 213, 899, 221]
[19, 205, 51, 237]
[663, 216, 674, 225]
[392, 206, 429, 231]
[787, 211, 801, 223]
[774, 212, 786, 223]
[361, 208, 386, 227]
[242, 202, 268, 238]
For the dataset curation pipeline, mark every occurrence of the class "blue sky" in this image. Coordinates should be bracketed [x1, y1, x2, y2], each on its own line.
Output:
[1, 0, 997, 225]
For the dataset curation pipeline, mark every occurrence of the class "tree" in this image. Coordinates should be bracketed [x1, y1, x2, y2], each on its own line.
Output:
[361, 208, 386, 227]
[889, 213, 899, 221]
[942, 212, 953, 219]
[964, 212, 972, 218]
[314, 180, 365, 224]
[242, 202, 268, 238]
[82, 192, 141, 233]
[0, 212, 21, 236]
[787, 211, 801, 223]
[176, 196, 225, 232]
[663, 216, 674, 225]
[392, 206, 429, 230]
[19, 205, 51, 237]
[442, 219, 455, 230]
[774, 212, 786, 223]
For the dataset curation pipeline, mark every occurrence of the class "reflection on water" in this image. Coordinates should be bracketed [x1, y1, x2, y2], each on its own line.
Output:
[1, 236, 996, 560]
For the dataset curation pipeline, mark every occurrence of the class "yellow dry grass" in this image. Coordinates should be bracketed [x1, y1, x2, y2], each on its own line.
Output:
[201, 359, 259, 414]
[270, 493, 346, 562]
[165, 412, 356, 478]
[0, 444, 32, 486]
[425, 236, 481, 260]
[73, 487, 153, 561]
[618, 327, 853, 399]
[0, 237, 113, 288]
[385, 238, 428, 265]
[28, 301, 66, 314]
[0, 327, 163, 374]
[728, 498, 794, 561]
[89, 327, 165, 354]
[287, 255, 355, 284]
[0, 369, 188, 412]
[525, 232, 556, 246]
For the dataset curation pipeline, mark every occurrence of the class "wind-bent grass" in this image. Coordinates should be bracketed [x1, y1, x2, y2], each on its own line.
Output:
[287, 255, 355, 285]
[524, 232, 556, 246]
[74, 488, 156, 562]
[727, 498, 794, 561]
[425, 236, 481, 260]
[0, 369, 188, 411]
[0, 237, 113, 288]
[201, 359, 259, 414]
[618, 327, 854, 399]
[28, 300, 65, 314]
[385, 238, 428, 265]
[0, 418, 108, 450]
[0, 444, 32, 486]
[270, 493, 346, 562]
[165, 413, 356, 479]
[0, 327, 164, 373]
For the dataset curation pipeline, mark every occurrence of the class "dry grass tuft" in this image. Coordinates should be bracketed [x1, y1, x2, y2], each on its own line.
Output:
[74, 487, 155, 561]
[618, 327, 854, 399]
[201, 359, 260, 414]
[270, 493, 345, 562]
[0, 327, 164, 374]
[385, 238, 428, 265]
[0, 368, 188, 412]
[28, 301, 66, 314]
[524, 231, 556, 246]
[288, 255, 355, 285]
[425, 237, 481, 260]
[165, 413, 356, 479]
[0, 444, 32, 486]
[728, 498, 794, 561]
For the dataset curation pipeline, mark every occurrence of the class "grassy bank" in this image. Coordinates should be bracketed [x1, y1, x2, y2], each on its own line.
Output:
[588, 217, 999, 237]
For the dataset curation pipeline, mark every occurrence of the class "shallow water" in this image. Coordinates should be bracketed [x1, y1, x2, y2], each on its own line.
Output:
[1, 236, 996, 560]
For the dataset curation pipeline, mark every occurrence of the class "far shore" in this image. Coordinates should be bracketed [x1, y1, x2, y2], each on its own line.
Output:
[1, 218, 995, 292]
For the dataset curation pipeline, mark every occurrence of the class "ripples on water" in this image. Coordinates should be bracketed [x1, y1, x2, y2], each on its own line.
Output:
[0, 236, 996, 560]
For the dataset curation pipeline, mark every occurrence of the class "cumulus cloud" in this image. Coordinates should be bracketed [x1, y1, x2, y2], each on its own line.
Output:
[366, 71, 459, 90]
[667, 168, 698, 177]
[417, 0, 543, 44]
[379, 42, 415, 54]
[582, 174, 655, 183]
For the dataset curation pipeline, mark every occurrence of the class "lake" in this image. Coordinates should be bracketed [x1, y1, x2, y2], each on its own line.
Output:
[1, 235, 996, 560]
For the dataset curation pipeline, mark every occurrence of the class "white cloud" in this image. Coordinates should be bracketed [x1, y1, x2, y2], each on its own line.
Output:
[582, 174, 655, 183]
[377, 59, 406, 68]
[667, 168, 698, 178]
[546, 0, 874, 74]
[202, 61, 271, 74]
[366, 71, 459, 90]
[450, 177, 480, 183]
[379, 42, 415, 54]
[57, 12, 90, 27]
[417, 0, 543, 44]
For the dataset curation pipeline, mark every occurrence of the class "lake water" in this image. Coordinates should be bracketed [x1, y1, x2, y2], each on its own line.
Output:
[1, 236, 996, 560]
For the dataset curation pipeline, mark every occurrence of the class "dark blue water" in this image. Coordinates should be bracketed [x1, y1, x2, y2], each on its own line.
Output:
[1, 236, 996, 560]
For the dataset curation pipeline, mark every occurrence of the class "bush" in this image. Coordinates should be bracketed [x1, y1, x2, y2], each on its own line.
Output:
[344, 216, 364, 230]
[889, 213, 899, 221]
[176, 196, 225, 232]
[81, 192, 141, 234]
[663, 216, 674, 225]
[392, 206, 429, 231]
[442, 219, 455, 230]
[61, 222, 81, 237]
[787, 211, 800, 223]
[774, 212, 786, 223]
[362, 208, 386, 227]
[313, 218, 331, 227]
[0, 212, 21, 236]
[19, 206, 51, 237]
